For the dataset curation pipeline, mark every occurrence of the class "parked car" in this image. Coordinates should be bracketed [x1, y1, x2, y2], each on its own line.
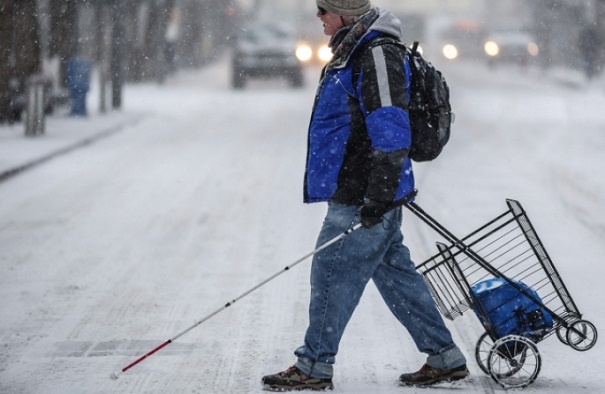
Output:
[231, 22, 304, 89]
[483, 29, 539, 67]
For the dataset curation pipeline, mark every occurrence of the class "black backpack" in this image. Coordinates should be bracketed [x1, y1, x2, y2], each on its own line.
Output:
[353, 37, 453, 162]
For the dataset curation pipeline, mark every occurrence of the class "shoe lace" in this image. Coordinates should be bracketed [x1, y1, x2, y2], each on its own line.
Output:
[280, 366, 301, 377]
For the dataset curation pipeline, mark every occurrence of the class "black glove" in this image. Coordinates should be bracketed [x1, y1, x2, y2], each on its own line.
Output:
[360, 200, 391, 229]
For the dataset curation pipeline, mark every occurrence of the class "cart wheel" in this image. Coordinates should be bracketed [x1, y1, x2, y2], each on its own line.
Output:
[491, 337, 528, 378]
[566, 320, 597, 351]
[488, 335, 541, 389]
[475, 332, 493, 375]
[556, 325, 569, 345]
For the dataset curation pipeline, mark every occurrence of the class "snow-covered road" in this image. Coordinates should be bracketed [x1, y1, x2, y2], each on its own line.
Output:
[1, 54, 604, 393]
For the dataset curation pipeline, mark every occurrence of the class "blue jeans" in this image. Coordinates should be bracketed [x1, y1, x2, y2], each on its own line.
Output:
[294, 202, 466, 379]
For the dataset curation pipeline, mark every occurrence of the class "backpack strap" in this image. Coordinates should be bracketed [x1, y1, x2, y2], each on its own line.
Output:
[410, 41, 420, 56]
[350, 35, 411, 120]
[351, 36, 408, 93]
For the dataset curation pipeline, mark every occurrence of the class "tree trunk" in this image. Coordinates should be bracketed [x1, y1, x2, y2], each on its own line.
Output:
[142, 0, 177, 81]
[0, 0, 41, 123]
[178, 0, 204, 67]
[597, 0, 605, 66]
[49, 0, 78, 88]
[0, 0, 15, 123]
[111, 0, 126, 109]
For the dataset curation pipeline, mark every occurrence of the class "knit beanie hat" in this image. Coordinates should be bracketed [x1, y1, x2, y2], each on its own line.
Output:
[316, 0, 372, 16]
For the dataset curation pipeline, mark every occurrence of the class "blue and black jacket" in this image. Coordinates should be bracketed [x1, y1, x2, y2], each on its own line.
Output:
[304, 8, 414, 206]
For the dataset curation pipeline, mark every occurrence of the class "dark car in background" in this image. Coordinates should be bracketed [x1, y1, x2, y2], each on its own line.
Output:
[231, 22, 304, 89]
[483, 29, 539, 67]
[438, 20, 486, 61]
[294, 33, 332, 66]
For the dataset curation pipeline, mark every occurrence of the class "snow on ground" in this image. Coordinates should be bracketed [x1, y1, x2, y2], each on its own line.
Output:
[0, 53, 604, 394]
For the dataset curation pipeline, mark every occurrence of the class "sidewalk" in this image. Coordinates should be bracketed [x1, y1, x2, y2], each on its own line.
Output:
[0, 109, 142, 183]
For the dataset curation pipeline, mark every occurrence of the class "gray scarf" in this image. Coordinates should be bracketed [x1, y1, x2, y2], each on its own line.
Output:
[327, 8, 379, 70]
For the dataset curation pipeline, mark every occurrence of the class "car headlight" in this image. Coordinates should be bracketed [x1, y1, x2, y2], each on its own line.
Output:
[442, 44, 458, 60]
[484, 41, 499, 57]
[317, 44, 332, 62]
[527, 42, 539, 56]
[296, 43, 313, 63]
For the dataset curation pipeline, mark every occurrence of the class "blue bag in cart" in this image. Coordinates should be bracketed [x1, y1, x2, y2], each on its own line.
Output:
[471, 278, 553, 341]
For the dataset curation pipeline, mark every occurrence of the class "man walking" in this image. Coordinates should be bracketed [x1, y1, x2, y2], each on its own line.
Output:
[262, 1, 468, 391]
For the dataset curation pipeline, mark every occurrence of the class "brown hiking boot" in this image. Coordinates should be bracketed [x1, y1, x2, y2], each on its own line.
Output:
[399, 364, 469, 386]
[261, 366, 334, 391]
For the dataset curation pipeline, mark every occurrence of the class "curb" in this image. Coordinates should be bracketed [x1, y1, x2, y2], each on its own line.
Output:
[0, 115, 142, 184]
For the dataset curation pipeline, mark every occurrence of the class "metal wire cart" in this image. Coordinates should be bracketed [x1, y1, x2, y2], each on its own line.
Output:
[405, 199, 597, 389]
